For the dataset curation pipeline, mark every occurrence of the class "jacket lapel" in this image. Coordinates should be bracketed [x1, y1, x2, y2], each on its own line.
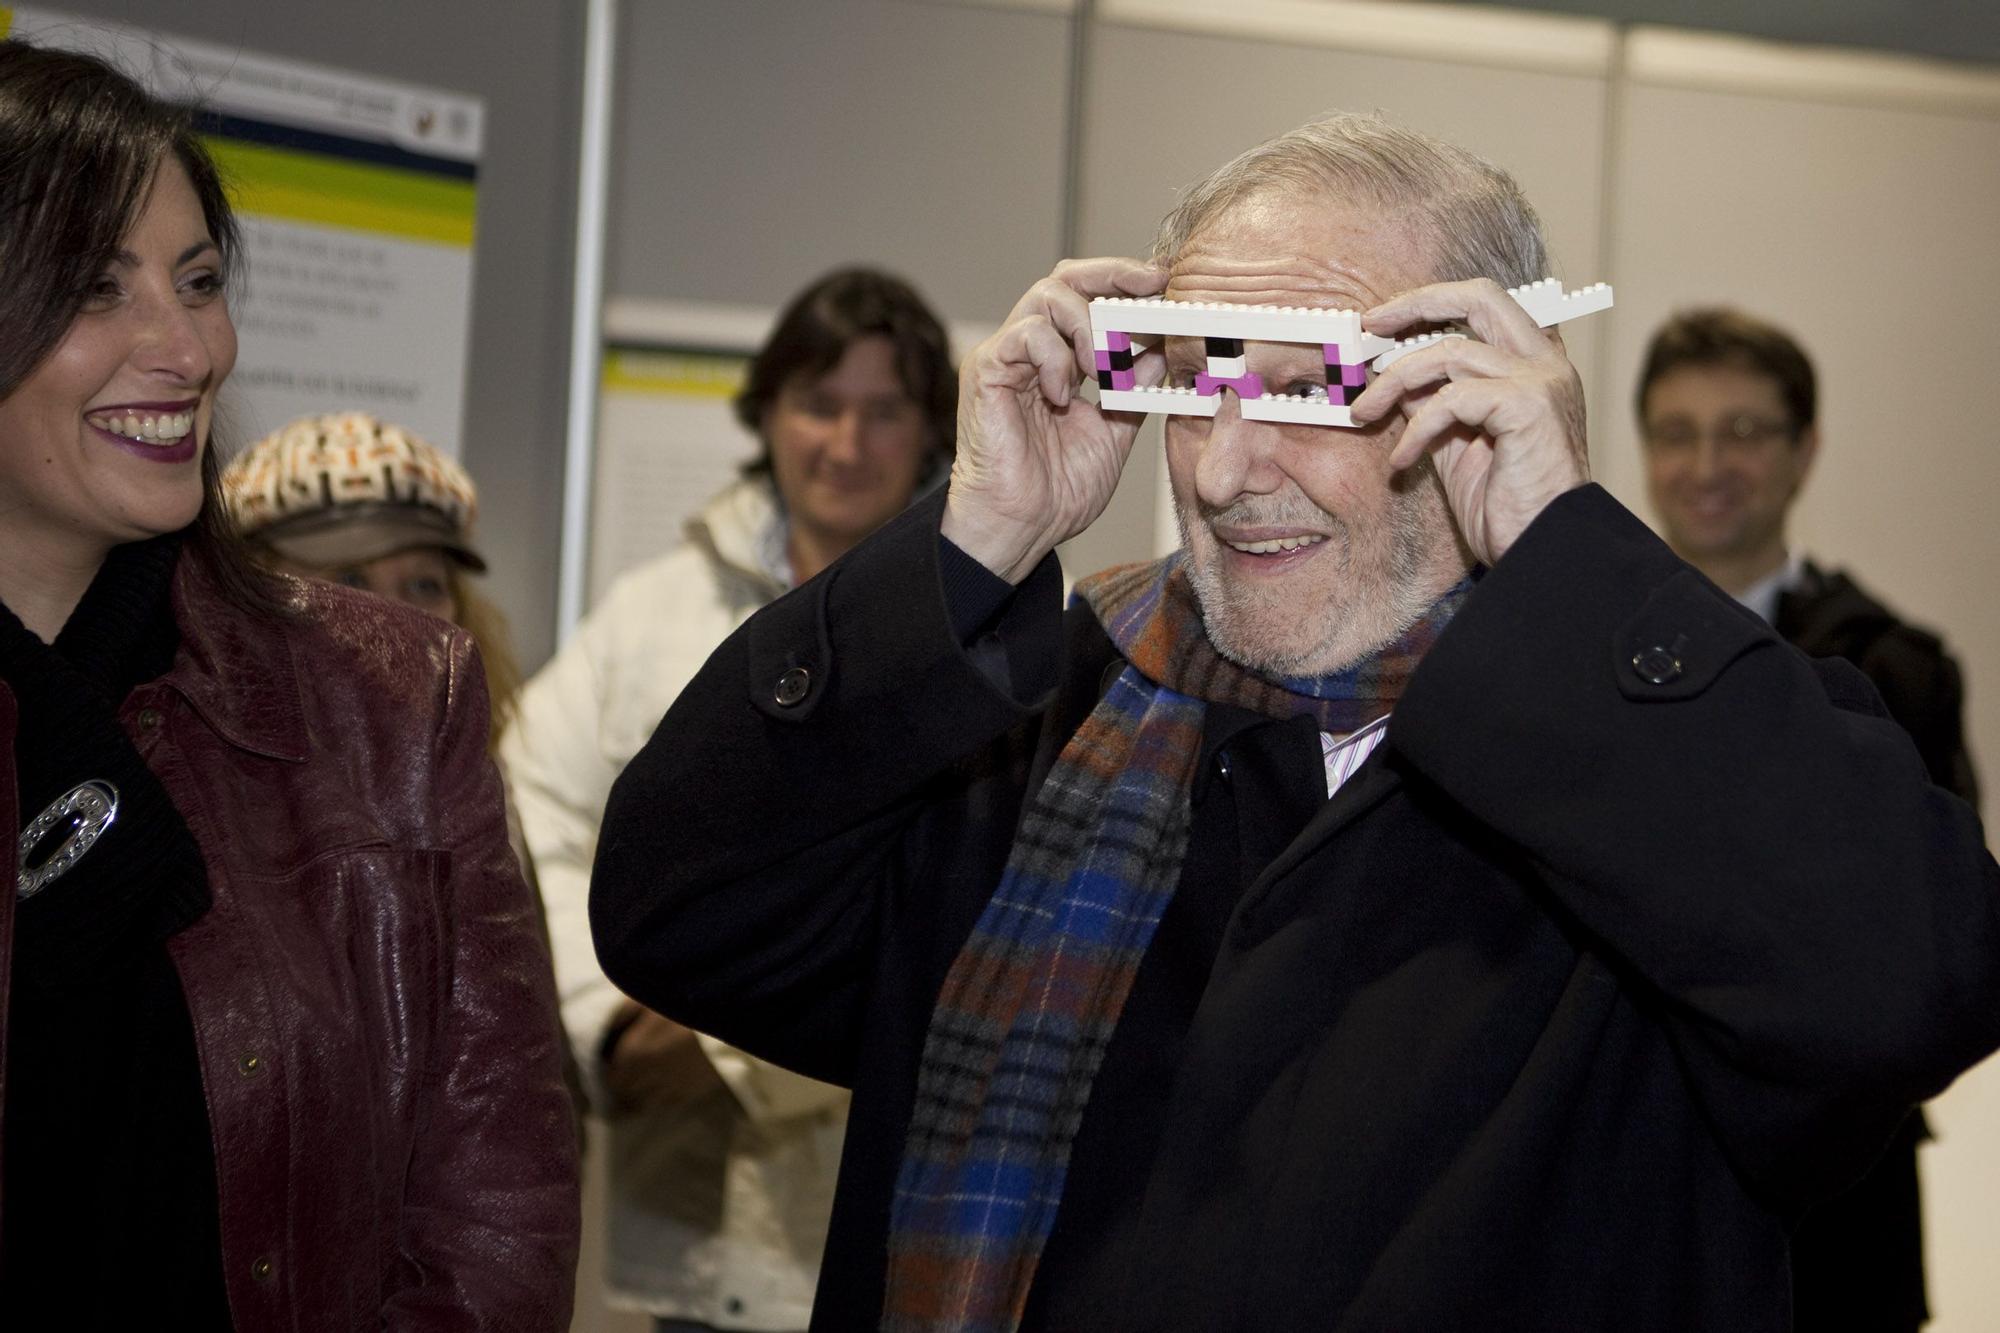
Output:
[1250, 747, 1403, 895]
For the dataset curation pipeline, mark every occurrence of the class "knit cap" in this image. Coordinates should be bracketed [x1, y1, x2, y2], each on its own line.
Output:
[222, 412, 486, 571]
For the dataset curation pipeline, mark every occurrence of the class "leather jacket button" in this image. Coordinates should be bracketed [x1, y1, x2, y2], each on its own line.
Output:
[237, 1052, 264, 1077]
[1630, 645, 1682, 685]
[137, 707, 163, 731]
[773, 667, 812, 708]
[251, 1256, 275, 1281]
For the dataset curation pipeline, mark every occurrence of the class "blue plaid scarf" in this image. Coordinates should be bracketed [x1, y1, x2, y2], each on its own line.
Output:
[881, 554, 1473, 1332]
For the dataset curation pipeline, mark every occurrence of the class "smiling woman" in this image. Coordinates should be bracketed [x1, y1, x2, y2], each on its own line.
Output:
[0, 38, 578, 1330]
[0, 160, 235, 616]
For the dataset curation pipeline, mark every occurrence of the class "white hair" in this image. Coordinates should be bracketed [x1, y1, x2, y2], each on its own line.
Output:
[1151, 112, 1549, 287]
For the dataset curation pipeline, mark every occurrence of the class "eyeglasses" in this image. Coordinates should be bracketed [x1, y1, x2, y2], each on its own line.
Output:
[1642, 414, 1799, 456]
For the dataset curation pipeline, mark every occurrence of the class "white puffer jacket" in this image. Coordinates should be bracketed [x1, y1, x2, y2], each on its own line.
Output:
[501, 475, 846, 1330]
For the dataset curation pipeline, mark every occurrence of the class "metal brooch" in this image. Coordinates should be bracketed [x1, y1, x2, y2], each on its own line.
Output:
[15, 780, 120, 901]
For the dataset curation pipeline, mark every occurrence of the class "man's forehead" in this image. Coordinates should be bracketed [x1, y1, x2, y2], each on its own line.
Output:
[1165, 193, 1435, 310]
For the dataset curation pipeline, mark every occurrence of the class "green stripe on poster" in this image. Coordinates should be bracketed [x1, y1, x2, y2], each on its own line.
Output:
[207, 136, 477, 247]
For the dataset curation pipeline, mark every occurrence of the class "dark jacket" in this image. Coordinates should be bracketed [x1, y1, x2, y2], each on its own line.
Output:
[1777, 561, 1978, 807]
[1773, 560, 1980, 1332]
[594, 486, 2000, 1331]
[0, 555, 580, 1329]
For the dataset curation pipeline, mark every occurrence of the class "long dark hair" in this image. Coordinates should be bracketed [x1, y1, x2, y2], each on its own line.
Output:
[0, 37, 282, 612]
[732, 267, 957, 477]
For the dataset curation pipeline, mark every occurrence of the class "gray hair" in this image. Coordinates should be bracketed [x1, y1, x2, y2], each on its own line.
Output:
[1150, 112, 1549, 289]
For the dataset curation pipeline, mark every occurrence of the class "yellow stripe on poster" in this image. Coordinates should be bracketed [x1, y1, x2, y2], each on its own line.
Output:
[206, 138, 478, 247]
[603, 349, 747, 399]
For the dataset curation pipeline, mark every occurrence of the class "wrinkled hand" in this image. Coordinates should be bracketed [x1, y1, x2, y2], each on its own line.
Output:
[941, 257, 1166, 583]
[602, 1001, 726, 1115]
[1349, 279, 1589, 566]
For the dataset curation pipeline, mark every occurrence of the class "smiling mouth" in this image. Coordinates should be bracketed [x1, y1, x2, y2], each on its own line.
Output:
[87, 408, 196, 447]
[1224, 533, 1327, 555]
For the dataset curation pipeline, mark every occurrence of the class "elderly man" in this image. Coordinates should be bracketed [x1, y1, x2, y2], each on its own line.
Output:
[593, 116, 2000, 1331]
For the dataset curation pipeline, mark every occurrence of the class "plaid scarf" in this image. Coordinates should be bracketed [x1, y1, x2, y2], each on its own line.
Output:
[881, 553, 1473, 1332]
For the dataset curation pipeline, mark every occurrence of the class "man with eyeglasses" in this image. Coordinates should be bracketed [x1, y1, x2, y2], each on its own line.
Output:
[1637, 306, 1980, 1333]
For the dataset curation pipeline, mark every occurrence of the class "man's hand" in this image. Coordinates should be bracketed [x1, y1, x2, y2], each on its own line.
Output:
[941, 257, 1167, 583]
[602, 1001, 727, 1115]
[1349, 278, 1590, 566]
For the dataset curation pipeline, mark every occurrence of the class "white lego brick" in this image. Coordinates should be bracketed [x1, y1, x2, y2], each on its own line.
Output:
[1507, 278, 1614, 328]
[1239, 394, 1358, 428]
[1090, 297, 1364, 346]
[1206, 354, 1248, 378]
[1369, 330, 1469, 373]
[1097, 386, 1220, 417]
[1087, 282, 1611, 350]
[1350, 332, 1399, 362]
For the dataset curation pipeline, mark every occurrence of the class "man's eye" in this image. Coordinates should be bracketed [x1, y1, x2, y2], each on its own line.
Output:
[407, 577, 447, 601]
[334, 570, 369, 590]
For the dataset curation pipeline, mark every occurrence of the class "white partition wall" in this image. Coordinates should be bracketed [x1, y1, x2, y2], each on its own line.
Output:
[607, 0, 1073, 321]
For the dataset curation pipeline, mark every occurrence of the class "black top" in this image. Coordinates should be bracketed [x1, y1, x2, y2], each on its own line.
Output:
[1776, 560, 1978, 805]
[0, 535, 231, 1328]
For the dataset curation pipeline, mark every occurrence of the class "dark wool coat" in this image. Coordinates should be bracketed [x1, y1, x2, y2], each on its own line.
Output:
[593, 485, 2000, 1332]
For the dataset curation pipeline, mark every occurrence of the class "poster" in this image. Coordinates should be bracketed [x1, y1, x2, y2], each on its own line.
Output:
[2, 6, 483, 454]
[591, 346, 759, 607]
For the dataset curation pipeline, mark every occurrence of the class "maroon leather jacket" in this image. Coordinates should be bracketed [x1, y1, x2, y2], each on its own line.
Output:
[0, 554, 579, 1329]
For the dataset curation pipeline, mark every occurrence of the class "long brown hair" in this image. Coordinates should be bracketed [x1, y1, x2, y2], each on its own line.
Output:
[0, 37, 282, 612]
[446, 568, 526, 756]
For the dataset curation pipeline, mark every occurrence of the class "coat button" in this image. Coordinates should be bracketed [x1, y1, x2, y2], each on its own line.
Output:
[251, 1256, 275, 1281]
[237, 1052, 264, 1077]
[1631, 645, 1683, 685]
[773, 667, 812, 707]
[137, 707, 163, 730]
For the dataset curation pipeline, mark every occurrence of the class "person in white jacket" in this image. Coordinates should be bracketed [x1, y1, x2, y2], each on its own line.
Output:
[502, 268, 956, 1333]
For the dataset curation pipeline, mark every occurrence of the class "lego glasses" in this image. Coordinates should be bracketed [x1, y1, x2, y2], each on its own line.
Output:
[1090, 278, 1613, 429]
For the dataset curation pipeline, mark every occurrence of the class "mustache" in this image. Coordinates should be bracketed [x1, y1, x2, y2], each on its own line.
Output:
[1195, 494, 1342, 530]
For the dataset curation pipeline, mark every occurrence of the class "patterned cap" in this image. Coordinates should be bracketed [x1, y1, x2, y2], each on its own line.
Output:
[222, 412, 486, 572]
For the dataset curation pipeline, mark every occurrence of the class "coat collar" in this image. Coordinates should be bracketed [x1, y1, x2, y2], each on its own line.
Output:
[1252, 749, 1404, 893]
[163, 553, 311, 764]
[686, 475, 790, 598]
